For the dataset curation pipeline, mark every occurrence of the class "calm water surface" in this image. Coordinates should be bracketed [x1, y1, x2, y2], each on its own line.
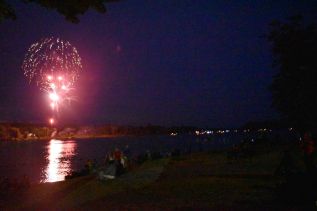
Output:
[0, 133, 272, 183]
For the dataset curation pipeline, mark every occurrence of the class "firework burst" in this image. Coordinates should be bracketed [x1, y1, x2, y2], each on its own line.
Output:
[22, 37, 83, 124]
[22, 37, 82, 91]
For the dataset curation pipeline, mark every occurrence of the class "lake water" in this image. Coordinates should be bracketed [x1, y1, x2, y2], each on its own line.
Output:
[0, 132, 294, 183]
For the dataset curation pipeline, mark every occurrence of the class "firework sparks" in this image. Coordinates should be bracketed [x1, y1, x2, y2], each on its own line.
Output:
[22, 37, 83, 124]
[22, 37, 82, 91]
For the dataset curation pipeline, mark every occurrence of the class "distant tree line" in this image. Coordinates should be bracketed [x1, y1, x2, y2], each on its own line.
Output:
[0, 123, 199, 141]
[0, 123, 52, 140]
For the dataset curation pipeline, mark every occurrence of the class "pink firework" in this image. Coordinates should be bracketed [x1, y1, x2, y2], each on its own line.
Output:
[22, 37, 82, 90]
[22, 37, 82, 124]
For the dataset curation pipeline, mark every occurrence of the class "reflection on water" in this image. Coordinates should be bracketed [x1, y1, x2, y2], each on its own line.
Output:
[42, 139, 77, 183]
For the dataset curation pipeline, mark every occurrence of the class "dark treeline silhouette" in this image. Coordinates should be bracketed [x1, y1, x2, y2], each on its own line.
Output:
[268, 16, 317, 208]
[0, 0, 119, 23]
[268, 15, 317, 133]
[0, 122, 199, 140]
[1, 119, 298, 141]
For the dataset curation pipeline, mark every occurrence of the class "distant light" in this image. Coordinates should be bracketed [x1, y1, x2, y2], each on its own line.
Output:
[49, 118, 54, 125]
[50, 103, 55, 109]
[58, 76, 63, 81]
[61, 85, 67, 90]
[47, 75, 52, 80]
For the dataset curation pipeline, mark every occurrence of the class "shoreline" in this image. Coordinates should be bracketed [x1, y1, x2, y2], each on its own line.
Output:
[0, 134, 124, 142]
[0, 133, 172, 142]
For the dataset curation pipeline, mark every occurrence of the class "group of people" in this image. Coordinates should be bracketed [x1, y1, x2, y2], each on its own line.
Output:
[66, 146, 131, 180]
[274, 131, 317, 207]
[87, 146, 181, 180]
[274, 131, 317, 177]
[98, 146, 130, 180]
[69, 145, 168, 180]
[278, 131, 317, 176]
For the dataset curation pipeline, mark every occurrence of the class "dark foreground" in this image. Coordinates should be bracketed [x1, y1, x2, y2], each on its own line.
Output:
[1, 141, 316, 210]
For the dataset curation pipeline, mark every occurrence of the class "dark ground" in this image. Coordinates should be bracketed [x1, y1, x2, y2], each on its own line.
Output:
[1, 140, 316, 210]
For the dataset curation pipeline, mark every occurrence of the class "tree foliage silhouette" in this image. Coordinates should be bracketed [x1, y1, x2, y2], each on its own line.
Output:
[0, 0, 119, 23]
[0, 0, 16, 21]
[268, 16, 317, 131]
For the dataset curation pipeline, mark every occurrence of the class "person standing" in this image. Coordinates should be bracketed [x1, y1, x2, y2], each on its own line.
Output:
[301, 132, 316, 174]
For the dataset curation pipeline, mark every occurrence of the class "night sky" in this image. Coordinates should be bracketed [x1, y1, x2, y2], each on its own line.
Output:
[0, 0, 315, 127]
